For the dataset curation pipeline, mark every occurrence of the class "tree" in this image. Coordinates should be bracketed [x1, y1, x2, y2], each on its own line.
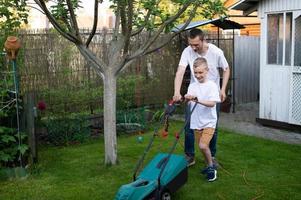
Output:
[31, 0, 225, 165]
[0, 0, 28, 34]
[157, 0, 226, 23]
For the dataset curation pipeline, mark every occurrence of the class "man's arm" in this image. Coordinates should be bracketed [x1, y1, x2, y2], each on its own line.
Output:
[173, 65, 186, 101]
[220, 67, 230, 102]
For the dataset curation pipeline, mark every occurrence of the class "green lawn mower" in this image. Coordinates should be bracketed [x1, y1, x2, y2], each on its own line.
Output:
[115, 100, 197, 200]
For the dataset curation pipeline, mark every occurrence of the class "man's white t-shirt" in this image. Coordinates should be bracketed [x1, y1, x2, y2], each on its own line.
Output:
[187, 80, 221, 129]
[179, 43, 229, 89]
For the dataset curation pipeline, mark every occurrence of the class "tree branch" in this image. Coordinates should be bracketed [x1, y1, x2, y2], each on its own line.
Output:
[114, 58, 135, 76]
[119, 2, 127, 36]
[86, 0, 99, 47]
[127, 0, 196, 62]
[26, 4, 45, 15]
[123, 0, 133, 54]
[66, 0, 81, 43]
[143, 4, 199, 56]
[142, 1, 194, 53]
[113, 7, 120, 40]
[130, 8, 151, 36]
[77, 44, 105, 77]
[34, 0, 79, 43]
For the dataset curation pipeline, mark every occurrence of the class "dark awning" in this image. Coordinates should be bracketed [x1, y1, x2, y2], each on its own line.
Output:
[172, 18, 245, 32]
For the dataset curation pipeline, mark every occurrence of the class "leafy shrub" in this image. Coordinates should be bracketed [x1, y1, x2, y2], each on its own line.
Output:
[44, 115, 90, 146]
[116, 107, 146, 133]
[0, 126, 28, 168]
[117, 75, 145, 109]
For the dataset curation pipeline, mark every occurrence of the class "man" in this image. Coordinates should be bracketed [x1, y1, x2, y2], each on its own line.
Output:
[173, 28, 230, 166]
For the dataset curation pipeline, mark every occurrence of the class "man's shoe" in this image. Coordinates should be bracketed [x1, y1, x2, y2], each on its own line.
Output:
[185, 155, 195, 167]
[207, 167, 217, 182]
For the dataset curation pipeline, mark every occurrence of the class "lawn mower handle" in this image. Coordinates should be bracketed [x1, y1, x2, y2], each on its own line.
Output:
[156, 101, 198, 196]
[132, 99, 181, 181]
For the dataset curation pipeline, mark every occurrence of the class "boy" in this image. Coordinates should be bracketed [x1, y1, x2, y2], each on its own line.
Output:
[184, 57, 220, 182]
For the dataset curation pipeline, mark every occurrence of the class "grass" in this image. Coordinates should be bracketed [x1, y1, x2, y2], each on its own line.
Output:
[0, 120, 301, 200]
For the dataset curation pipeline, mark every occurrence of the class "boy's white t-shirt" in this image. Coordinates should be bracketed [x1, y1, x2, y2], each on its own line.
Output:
[187, 80, 220, 129]
[179, 43, 229, 89]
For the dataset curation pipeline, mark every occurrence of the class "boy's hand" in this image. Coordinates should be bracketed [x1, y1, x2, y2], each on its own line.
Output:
[184, 94, 196, 101]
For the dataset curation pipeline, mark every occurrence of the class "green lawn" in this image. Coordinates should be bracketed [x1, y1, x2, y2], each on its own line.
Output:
[1, 121, 301, 200]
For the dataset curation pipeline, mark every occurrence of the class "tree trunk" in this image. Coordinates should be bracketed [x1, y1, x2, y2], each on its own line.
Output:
[103, 72, 117, 165]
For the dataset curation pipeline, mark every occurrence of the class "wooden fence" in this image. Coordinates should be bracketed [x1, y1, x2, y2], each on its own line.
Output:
[17, 30, 181, 115]
[15, 30, 257, 115]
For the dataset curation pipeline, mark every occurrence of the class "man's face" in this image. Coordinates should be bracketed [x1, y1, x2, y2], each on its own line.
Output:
[188, 36, 203, 52]
[194, 65, 208, 83]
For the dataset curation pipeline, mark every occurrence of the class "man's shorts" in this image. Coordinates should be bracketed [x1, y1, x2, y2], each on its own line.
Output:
[194, 128, 215, 146]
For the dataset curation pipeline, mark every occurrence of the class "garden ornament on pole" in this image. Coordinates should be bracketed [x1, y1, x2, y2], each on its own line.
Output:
[4, 36, 21, 61]
[4, 36, 25, 172]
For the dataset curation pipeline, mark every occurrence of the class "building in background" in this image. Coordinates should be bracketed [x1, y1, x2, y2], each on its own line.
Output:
[232, 0, 301, 129]
[226, 0, 260, 36]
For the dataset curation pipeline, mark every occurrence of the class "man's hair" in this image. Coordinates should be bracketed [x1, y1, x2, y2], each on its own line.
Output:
[193, 57, 208, 69]
[188, 28, 204, 40]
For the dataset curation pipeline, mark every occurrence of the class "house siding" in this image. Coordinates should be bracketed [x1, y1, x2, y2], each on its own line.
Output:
[260, 67, 291, 122]
[259, 0, 301, 125]
[258, 0, 301, 17]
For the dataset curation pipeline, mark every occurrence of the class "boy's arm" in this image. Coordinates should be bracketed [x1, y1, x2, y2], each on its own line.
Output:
[196, 99, 216, 107]
[184, 95, 216, 108]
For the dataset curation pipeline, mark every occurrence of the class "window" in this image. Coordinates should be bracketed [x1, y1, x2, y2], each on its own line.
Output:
[285, 13, 292, 65]
[267, 13, 292, 65]
[294, 15, 301, 66]
[267, 14, 283, 64]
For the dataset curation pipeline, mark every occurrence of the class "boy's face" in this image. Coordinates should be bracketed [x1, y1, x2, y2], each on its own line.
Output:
[194, 65, 208, 83]
[188, 36, 203, 53]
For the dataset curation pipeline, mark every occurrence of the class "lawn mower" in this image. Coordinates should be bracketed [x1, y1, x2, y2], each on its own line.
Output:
[115, 100, 197, 200]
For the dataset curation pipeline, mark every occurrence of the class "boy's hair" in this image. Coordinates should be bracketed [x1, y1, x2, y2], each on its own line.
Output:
[193, 57, 208, 69]
[188, 28, 204, 40]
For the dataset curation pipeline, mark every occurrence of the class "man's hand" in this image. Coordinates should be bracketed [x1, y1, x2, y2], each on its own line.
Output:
[173, 94, 183, 102]
[220, 90, 227, 102]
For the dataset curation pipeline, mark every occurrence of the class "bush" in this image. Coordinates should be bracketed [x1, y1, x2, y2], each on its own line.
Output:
[44, 115, 90, 146]
[0, 126, 28, 168]
[116, 107, 146, 133]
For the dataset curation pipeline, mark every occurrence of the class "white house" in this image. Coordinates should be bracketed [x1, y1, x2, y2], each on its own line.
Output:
[231, 0, 301, 128]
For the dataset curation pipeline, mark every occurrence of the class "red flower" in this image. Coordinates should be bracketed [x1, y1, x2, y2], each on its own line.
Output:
[37, 101, 46, 111]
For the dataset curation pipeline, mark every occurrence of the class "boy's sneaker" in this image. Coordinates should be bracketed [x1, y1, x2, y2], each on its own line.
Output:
[201, 166, 210, 174]
[206, 167, 217, 182]
[185, 155, 195, 167]
[201, 164, 217, 174]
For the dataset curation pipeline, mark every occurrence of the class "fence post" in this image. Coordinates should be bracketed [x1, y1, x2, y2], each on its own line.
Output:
[25, 92, 38, 163]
